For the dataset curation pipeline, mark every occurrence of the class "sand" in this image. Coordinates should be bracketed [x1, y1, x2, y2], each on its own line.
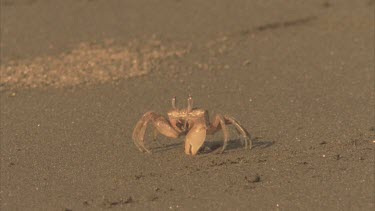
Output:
[1, 0, 374, 210]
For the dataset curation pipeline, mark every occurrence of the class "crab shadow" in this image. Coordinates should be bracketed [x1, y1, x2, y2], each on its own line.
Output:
[151, 136, 274, 154]
[151, 141, 183, 153]
[204, 136, 274, 153]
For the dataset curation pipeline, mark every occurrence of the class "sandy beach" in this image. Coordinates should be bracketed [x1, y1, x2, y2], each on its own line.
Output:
[1, 0, 374, 210]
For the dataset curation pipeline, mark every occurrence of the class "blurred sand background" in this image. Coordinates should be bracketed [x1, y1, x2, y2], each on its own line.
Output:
[1, 0, 374, 210]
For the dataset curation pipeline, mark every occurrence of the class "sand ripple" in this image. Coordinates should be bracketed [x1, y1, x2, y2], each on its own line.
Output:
[0, 38, 189, 90]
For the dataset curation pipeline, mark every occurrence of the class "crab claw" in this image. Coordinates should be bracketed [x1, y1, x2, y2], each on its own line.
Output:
[185, 123, 206, 155]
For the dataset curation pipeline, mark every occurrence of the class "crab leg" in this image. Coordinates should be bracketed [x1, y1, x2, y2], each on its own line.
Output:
[207, 114, 251, 153]
[223, 115, 252, 149]
[132, 112, 153, 153]
[207, 114, 229, 153]
[132, 112, 180, 153]
[152, 127, 159, 142]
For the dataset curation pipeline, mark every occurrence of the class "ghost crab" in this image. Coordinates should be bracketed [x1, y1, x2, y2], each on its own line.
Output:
[132, 95, 252, 155]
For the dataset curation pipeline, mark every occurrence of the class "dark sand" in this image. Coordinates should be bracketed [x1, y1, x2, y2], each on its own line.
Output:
[1, 0, 374, 210]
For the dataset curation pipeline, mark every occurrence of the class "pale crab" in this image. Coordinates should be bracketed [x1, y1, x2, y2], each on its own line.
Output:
[132, 95, 252, 155]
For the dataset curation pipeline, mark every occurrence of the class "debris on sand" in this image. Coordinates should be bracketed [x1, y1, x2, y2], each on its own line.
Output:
[102, 196, 134, 208]
[245, 174, 261, 183]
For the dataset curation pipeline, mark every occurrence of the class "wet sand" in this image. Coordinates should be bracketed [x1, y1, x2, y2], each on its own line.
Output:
[1, 0, 374, 210]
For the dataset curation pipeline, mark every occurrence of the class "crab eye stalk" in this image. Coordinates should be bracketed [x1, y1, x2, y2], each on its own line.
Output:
[187, 95, 193, 112]
[172, 96, 177, 109]
[184, 95, 193, 130]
